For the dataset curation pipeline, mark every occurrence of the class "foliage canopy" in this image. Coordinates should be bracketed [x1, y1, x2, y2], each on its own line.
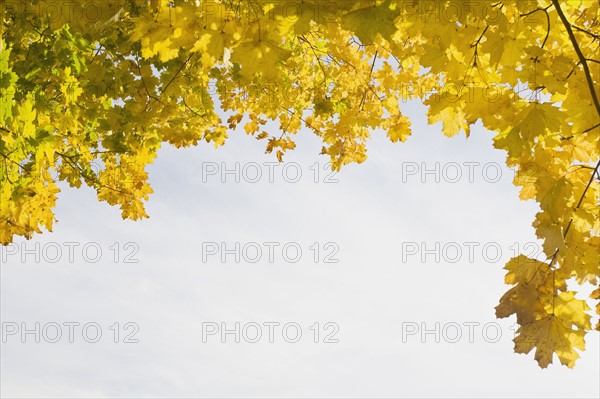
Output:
[0, 0, 599, 368]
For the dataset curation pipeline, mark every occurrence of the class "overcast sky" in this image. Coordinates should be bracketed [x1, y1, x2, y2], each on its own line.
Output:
[1, 100, 599, 398]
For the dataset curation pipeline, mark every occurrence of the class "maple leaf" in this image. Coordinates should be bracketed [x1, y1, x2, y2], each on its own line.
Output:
[514, 315, 584, 368]
[341, 0, 400, 44]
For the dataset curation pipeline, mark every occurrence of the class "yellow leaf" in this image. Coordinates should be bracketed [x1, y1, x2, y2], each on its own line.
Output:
[514, 315, 584, 368]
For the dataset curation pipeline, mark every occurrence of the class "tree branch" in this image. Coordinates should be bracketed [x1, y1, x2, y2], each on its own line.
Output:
[552, 0, 600, 117]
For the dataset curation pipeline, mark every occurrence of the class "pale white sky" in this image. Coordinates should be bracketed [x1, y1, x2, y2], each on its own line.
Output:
[1, 100, 599, 398]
